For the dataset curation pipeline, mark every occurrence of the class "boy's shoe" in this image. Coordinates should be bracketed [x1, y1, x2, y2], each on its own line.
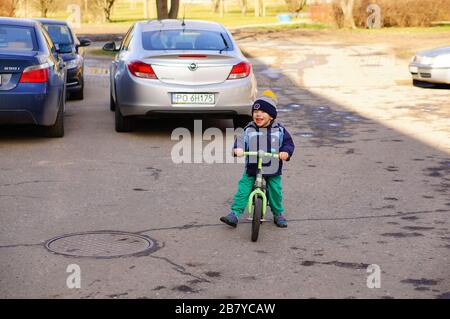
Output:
[274, 214, 288, 228]
[220, 212, 238, 228]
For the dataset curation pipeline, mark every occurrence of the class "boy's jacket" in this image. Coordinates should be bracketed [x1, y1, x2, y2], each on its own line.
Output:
[234, 120, 295, 176]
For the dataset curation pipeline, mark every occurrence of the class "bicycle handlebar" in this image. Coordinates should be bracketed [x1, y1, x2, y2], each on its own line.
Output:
[243, 151, 279, 159]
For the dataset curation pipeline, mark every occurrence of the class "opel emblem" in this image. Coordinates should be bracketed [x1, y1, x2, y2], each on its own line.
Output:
[188, 63, 198, 71]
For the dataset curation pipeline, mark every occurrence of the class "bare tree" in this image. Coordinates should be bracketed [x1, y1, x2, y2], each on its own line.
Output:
[284, 0, 307, 15]
[91, 0, 117, 22]
[336, 0, 356, 28]
[156, 0, 180, 19]
[35, 0, 55, 18]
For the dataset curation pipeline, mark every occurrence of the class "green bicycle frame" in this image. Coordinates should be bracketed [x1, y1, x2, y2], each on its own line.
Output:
[243, 151, 279, 220]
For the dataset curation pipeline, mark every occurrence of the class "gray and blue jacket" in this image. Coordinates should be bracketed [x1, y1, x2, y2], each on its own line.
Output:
[234, 121, 295, 177]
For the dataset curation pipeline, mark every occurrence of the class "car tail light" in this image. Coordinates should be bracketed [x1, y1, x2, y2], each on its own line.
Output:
[227, 61, 251, 80]
[19, 64, 49, 83]
[127, 60, 158, 79]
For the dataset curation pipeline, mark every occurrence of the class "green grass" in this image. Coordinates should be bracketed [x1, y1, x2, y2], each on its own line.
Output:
[87, 48, 116, 58]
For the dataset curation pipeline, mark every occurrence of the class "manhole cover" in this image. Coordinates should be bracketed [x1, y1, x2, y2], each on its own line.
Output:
[45, 231, 157, 258]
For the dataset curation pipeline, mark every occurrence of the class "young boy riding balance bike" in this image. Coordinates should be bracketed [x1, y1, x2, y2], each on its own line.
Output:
[220, 91, 295, 228]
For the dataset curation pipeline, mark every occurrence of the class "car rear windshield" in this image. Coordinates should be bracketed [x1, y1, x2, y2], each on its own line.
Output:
[142, 29, 233, 51]
[43, 24, 73, 44]
[0, 25, 37, 51]
[43, 24, 73, 53]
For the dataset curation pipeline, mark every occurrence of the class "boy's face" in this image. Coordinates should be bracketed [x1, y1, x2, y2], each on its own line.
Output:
[253, 110, 273, 127]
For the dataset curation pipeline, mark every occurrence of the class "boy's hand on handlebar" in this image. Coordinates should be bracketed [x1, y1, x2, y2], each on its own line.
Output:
[279, 152, 289, 161]
[234, 148, 244, 157]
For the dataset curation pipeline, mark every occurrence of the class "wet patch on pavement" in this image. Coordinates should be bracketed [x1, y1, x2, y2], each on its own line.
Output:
[153, 285, 166, 291]
[300, 260, 370, 270]
[401, 226, 435, 231]
[381, 232, 424, 238]
[286, 106, 370, 147]
[205, 271, 221, 278]
[108, 292, 128, 299]
[172, 285, 199, 293]
[145, 167, 162, 180]
[401, 216, 420, 221]
[400, 278, 441, 286]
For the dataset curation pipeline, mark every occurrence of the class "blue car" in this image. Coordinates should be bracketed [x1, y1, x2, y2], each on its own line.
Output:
[36, 19, 91, 100]
[0, 17, 66, 137]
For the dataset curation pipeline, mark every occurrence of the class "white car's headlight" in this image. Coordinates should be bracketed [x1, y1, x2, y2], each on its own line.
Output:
[432, 54, 450, 68]
[65, 57, 82, 69]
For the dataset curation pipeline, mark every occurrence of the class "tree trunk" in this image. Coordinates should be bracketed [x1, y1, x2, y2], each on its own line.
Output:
[339, 0, 356, 29]
[168, 0, 179, 19]
[240, 0, 247, 16]
[156, 0, 169, 19]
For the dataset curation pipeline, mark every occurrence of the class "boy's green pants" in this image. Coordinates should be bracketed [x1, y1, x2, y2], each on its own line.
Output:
[231, 173, 284, 217]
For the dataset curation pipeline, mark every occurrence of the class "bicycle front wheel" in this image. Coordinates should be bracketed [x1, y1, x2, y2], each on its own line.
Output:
[251, 197, 263, 242]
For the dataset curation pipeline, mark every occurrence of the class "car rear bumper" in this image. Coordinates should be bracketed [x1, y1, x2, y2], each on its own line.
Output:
[66, 66, 83, 92]
[115, 70, 257, 117]
[0, 83, 60, 126]
[409, 64, 450, 84]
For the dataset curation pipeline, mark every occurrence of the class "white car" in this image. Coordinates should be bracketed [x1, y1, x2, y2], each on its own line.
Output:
[103, 19, 257, 132]
[409, 46, 450, 85]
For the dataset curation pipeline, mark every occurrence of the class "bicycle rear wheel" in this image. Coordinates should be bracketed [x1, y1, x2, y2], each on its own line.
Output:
[251, 197, 263, 242]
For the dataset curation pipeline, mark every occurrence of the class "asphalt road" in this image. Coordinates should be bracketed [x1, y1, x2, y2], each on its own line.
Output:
[0, 39, 449, 299]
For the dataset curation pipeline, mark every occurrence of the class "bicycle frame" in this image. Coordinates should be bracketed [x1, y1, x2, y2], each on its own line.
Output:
[244, 151, 279, 221]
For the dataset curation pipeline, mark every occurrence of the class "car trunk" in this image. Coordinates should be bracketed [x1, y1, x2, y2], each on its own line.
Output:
[141, 51, 242, 86]
[0, 51, 42, 91]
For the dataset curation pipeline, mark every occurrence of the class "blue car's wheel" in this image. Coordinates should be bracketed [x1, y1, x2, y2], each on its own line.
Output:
[42, 98, 64, 138]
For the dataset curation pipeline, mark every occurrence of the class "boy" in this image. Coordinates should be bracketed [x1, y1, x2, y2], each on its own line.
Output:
[220, 91, 295, 228]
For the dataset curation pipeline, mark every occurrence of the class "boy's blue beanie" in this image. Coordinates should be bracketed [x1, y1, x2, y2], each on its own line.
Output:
[252, 96, 278, 119]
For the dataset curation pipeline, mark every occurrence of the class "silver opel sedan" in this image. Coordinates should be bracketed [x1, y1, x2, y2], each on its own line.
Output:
[103, 19, 257, 132]
[409, 46, 450, 86]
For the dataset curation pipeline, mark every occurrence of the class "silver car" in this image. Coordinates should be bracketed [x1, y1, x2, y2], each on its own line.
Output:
[409, 46, 450, 85]
[103, 19, 257, 132]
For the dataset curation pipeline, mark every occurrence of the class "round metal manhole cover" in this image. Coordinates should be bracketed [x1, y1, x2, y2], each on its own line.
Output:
[45, 231, 157, 258]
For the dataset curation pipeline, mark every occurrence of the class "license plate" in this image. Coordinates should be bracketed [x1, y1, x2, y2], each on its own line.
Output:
[409, 66, 418, 73]
[172, 93, 215, 105]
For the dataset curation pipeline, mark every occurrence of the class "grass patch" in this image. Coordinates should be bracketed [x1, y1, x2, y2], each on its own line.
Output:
[87, 48, 116, 58]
